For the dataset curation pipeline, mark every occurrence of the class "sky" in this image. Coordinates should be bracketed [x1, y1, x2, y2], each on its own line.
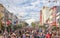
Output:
[0, 0, 60, 24]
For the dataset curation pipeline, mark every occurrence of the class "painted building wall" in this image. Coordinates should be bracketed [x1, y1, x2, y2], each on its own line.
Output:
[40, 6, 57, 26]
[40, 6, 50, 25]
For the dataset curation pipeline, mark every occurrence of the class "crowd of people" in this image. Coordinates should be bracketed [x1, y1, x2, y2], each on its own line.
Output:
[0, 26, 60, 38]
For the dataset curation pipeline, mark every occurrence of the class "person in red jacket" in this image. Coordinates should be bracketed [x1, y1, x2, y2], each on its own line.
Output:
[45, 32, 51, 38]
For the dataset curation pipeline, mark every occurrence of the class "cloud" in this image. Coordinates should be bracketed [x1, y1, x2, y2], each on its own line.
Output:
[25, 18, 36, 25]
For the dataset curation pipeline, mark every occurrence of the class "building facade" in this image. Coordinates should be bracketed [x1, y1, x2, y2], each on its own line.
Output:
[40, 6, 50, 25]
[40, 6, 57, 26]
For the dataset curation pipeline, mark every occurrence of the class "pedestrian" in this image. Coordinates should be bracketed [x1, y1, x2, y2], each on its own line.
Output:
[10, 33, 17, 38]
[34, 32, 39, 38]
[30, 33, 34, 38]
[22, 33, 26, 38]
[51, 33, 56, 38]
[45, 32, 51, 38]
[3, 29, 8, 38]
[38, 32, 45, 38]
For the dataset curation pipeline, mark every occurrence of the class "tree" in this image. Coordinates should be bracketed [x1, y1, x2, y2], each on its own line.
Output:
[24, 22, 28, 26]
[31, 22, 35, 28]
[59, 21, 60, 26]
[52, 26, 57, 30]
[57, 18, 60, 27]
[21, 21, 29, 27]
[17, 24, 22, 29]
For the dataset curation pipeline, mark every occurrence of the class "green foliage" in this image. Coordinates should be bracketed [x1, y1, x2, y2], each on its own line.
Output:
[52, 26, 57, 30]
[17, 24, 22, 28]
[1, 25, 5, 32]
[13, 24, 22, 30]
[13, 25, 17, 30]
[8, 18, 12, 21]
[1, 22, 28, 32]
[0, 20, 2, 29]
[59, 22, 60, 25]
[24, 22, 28, 26]
[39, 25, 46, 29]
[31, 22, 35, 28]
